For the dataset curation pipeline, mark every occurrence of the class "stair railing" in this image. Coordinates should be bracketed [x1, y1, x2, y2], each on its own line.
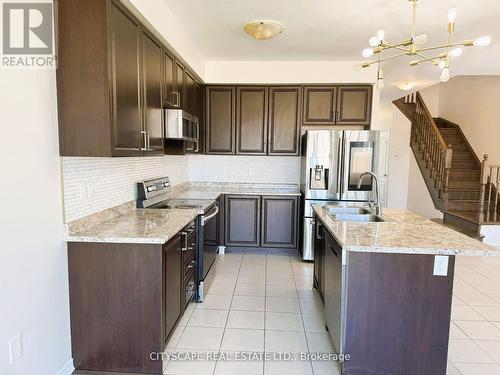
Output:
[413, 92, 453, 199]
[479, 154, 500, 223]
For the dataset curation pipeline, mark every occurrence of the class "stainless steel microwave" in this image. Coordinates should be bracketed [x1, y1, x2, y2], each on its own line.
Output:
[163, 109, 199, 152]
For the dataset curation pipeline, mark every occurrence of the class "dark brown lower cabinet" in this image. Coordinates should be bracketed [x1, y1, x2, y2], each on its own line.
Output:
[68, 221, 196, 375]
[224, 195, 299, 250]
[224, 195, 261, 247]
[163, 232, 183, 345]
[261, 196, 298, 248]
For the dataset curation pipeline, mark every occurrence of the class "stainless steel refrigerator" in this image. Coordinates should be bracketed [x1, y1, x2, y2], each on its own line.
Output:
[301, 130, 380, 260]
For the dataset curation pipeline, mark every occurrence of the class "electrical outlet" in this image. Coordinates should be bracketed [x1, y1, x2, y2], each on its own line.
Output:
[248, 167, 256, 177]
[8, 333, 22, 365]
[433, 255, 449, 276]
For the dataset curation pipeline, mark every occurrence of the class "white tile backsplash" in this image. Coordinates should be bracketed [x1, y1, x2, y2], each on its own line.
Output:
[187, 155, 300, 184]
[62, 154, 301, 223]
[62, 156, 188, 222]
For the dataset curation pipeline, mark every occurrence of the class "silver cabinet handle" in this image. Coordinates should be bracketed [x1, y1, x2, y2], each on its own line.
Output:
[141, 130, 154, 152]
[187, 260, 196, 269]
[181, 232, 188, 251]
[141, 130, 148, 151]
[173, 92, 180, 107]
[316, 221, 323, 240]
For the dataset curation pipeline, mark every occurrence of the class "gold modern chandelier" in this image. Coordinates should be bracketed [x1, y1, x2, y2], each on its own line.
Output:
[356, 0, 492, 89]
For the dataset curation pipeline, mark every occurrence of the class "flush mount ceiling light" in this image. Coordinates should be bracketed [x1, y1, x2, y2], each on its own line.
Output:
[244, 21, 283, 40]
[397, 82, 416, 91]
[356, 0, 492, 89]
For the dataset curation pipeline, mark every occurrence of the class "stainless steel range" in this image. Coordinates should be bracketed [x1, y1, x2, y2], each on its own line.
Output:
[137, 177, 220, 302]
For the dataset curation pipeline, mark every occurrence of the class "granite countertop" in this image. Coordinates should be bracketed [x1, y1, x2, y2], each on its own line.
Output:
[66, 208, 200, 244]
[65, 182, 300, 244]
[312, 205, 499, 256]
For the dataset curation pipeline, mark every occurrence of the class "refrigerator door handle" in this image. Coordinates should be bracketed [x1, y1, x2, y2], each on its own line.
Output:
[337, 133, 345, 197]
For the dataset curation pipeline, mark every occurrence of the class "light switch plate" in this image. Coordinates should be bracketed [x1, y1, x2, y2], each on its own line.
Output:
[433, 255, 449, 276]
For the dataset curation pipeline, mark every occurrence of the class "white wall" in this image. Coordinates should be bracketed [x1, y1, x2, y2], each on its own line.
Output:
[127, 0, 205, 78]
[0, 68, 72, 375]
[204, 60, 377, 84]
[188, 155, 300, 184]
[439, 75, 500, 164]
[383, 83, 443, 218]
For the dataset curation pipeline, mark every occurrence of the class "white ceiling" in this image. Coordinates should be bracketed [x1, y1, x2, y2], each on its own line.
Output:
[163, 0, 500, 99]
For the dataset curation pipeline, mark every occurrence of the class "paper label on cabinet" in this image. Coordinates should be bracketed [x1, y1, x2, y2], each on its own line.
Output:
[433, 255, 449, 276]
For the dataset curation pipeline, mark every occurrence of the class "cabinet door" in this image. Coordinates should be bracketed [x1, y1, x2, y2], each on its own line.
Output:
[236, 86, 268, 155]
[109, 1, 142, 156]
[336, 86, 372, 125]
[261, 196, 298, 248]
[163, 232, 183, 344]
[313, 217, 325, 297]
[206, 86, 236, 154]
[175, 61, 184, 109]
[184, 70, 196, 114]
[268, 86, 301, 155]
[225, 195, 261, 247]
[162, 49, 177, 108]
[141, 30, 163, 154]
[324, 232, 343, 353]
[303, 86, 337, 125]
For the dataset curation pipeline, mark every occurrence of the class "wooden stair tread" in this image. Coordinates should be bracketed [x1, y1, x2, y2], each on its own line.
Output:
[443, 210, 500, 225]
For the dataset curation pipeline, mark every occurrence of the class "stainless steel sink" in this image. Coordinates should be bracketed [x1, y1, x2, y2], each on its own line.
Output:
[326, 207, 372, 215]
[331, 213, 385, 223]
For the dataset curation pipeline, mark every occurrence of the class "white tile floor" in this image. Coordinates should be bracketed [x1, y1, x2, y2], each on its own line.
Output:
[164, 250, 500, 375]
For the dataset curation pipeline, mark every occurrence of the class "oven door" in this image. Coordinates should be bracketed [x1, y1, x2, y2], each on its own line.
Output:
[198, 204, 219, 286]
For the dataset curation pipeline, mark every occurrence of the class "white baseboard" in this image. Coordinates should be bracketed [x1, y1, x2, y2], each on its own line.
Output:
[55, 358, 74, 375]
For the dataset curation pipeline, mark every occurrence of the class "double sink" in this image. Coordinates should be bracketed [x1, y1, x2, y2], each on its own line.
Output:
[325, 206, 384, 223]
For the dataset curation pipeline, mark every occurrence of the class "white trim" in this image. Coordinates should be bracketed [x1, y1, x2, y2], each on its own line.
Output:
[55, 358, 74, 375]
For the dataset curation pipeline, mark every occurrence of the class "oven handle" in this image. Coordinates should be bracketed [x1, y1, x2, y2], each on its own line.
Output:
[201, 205, 219, 226]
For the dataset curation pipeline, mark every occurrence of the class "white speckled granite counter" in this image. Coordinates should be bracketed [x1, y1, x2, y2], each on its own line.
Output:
[313, 205, 499, 256]
[65, 182, 300, 244]
[66, 208, 199, 244]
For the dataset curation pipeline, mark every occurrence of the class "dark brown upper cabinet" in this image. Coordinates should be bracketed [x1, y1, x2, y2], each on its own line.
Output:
[236, 86, 269, 155]
[261, 196, 298, 248]
[336, 86, 373, 125]
[162, 49, 177, 108]
[205, 86, 236, 154]
[302, 85, 373, 126]
[224, 195, 261, 247]
[175, 61, 185, 109]
[268, 86, 301, 155]
[141, 29, 164, 154]
[184, 70, 196, 115]
[57, 0, 164, 157]
[303, 86, 337, 125]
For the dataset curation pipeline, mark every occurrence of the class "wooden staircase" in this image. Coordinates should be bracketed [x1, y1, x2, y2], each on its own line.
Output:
[393, 92, 500, 240]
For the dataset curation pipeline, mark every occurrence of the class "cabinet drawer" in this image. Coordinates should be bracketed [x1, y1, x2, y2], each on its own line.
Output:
[184, 254, 197, 281]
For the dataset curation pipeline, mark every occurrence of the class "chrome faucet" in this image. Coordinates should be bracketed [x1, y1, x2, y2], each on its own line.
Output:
[357, 172, 382, 216]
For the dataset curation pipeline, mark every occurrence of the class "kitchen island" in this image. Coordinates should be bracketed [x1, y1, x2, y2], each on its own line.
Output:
[312, 205, 498, 375]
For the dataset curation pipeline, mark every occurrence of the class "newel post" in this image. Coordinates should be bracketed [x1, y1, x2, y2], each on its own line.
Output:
[478, 154, 489, 222]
